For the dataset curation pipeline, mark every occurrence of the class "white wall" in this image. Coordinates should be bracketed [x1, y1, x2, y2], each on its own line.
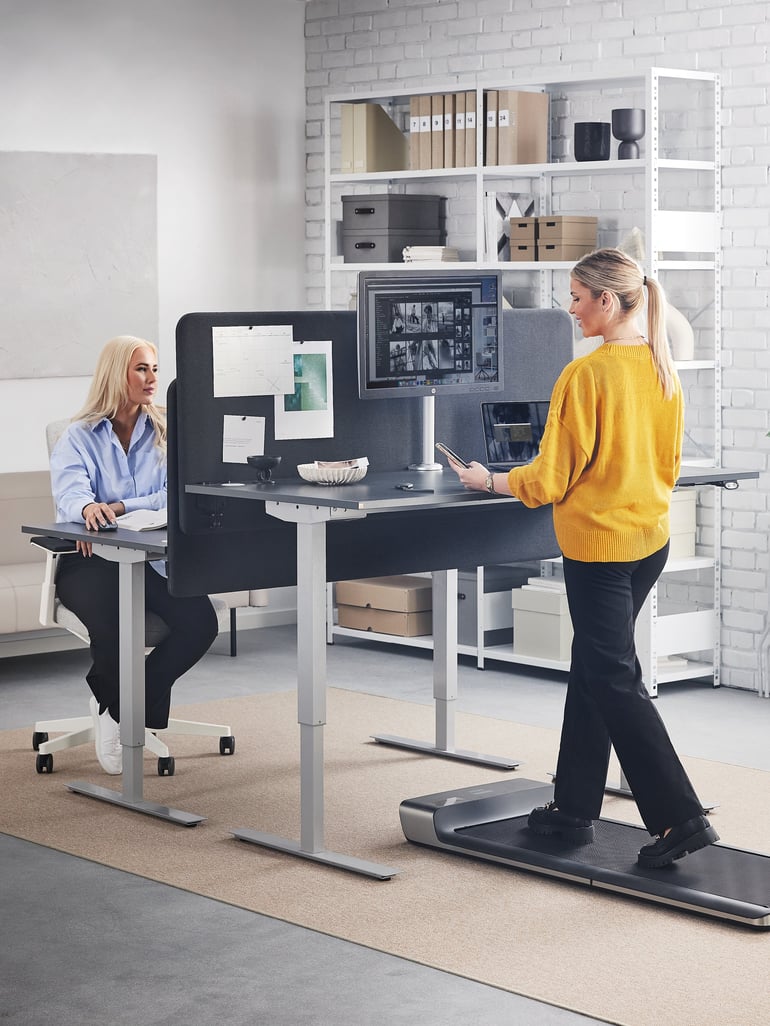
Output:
[303, 0, 770, 692]
[0, 0, 307, 471]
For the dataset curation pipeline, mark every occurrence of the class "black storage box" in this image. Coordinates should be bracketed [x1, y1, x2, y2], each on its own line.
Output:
[342, 228, 446, 264]
[341, 193, 445, 231]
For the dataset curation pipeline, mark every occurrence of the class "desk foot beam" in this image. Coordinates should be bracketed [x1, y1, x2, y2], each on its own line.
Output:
[66, 781, 205, 826]
[372, 734, 520, 770]
[232, 828, 399, 880]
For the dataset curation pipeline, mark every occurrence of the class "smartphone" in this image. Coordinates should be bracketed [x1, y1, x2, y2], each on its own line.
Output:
[435, 442, 471, 469]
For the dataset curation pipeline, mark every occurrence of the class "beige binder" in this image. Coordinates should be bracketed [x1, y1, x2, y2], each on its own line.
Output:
[497, 90, 549, 165]
[418, 94, 432, 170]
[454, 91, 466, 169]
[464, 91, 477, 167]
[409, 95, 421, 171]
[443, 93, 456, 169]
[484, 91, 498, 166]
[431, 94, 444, 169]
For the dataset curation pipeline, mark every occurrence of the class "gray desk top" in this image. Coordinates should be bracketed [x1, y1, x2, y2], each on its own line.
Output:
[187, 468, 509, 513]
[186, 465, 758, 513]
[22, 521, 167, 556]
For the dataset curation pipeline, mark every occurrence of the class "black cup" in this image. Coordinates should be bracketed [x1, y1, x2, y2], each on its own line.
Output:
[574, 121, 611, 162]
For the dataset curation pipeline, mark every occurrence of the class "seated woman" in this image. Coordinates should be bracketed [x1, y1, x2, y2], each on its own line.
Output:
[50, 336, 218, 774]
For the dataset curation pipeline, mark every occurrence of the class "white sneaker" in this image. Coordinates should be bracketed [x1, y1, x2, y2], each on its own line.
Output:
[89, 695, 122, 775]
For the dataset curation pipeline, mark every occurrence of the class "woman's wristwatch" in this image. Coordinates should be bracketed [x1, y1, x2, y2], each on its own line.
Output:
[485, 473, 495, 494]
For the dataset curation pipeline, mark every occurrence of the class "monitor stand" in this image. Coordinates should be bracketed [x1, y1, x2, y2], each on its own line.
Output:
[408, 395, 442, 471]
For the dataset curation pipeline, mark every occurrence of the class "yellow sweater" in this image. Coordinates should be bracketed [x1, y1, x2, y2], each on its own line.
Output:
[507, 343, 684, 562]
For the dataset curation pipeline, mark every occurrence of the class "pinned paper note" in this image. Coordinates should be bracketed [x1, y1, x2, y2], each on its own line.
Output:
[212, 325, 294, 398]
[274, 340, 334, 440]
[222, 415, 265, 464]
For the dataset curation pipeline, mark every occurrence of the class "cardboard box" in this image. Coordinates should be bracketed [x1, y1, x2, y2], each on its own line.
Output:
[512, 585, 573, 661]
[336, 575, 432, 613]
[337, 605, 432, 637]
[509, 216, 538, 243]
[537, 241, 596, 262]
[509, 242, 537, 262]
[537, 215, 598, 244]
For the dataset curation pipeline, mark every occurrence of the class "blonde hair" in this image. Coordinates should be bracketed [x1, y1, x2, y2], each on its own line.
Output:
[571, 248, 678, 400]
[72, 335, 166, 453]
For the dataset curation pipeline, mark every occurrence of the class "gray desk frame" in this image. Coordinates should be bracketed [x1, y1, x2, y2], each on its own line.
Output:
[188, 470, 522, 879]
[22, 522, 205, 827]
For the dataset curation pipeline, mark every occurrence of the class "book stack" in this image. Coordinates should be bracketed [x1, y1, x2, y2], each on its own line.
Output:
[339, 102, 409, 174]
[402, 245, 459, 263]
[408, 91, 477, 170]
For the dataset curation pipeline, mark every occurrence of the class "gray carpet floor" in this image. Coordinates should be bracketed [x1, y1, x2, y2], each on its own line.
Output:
[2, 623, 768, 1026]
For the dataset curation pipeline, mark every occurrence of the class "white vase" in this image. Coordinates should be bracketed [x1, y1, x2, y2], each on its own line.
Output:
[666, 303, 695, 361]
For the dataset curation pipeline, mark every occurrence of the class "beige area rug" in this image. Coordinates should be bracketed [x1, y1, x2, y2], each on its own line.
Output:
[1, 688, 769, 1026]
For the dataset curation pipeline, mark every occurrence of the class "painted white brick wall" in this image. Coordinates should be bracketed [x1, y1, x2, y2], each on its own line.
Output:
[304, 0, 770, 693]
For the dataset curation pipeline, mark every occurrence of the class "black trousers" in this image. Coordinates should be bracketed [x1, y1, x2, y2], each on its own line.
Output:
[56, 553, 218, 730]
[553, 542, 703, 836]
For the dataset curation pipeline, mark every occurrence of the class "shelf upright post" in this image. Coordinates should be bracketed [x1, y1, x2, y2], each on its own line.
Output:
[324, 94, 333, 309]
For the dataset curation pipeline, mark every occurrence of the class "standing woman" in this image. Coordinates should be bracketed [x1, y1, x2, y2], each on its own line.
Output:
[50, 336, 218, 775]
[446, 249, 718, 868]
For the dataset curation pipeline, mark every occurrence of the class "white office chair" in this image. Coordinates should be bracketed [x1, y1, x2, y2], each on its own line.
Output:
[29, 535, 236, 775]
[29, 420, 237, 775]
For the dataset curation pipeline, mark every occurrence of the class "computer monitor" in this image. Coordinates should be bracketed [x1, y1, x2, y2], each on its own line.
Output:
[357, 268, 503, 469]
[357, 268, 503, 399]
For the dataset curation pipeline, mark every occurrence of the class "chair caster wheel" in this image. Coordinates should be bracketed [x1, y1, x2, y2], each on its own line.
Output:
[32, 731, 49, 751]
[158, 755, 175, 776]
[219, 735, 235, 755]
[36, 753, 54, 774]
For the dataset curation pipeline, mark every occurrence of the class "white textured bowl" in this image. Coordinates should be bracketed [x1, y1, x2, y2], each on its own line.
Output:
[297, 460, 368, 486]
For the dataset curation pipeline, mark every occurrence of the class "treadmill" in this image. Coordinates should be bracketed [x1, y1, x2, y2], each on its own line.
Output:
[400, 778, 770, 928]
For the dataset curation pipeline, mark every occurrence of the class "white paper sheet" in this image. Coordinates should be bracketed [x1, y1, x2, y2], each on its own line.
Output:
[212, 325, 294, 397]
[274, 340, 334, 440]
[222, 415, 265, 464]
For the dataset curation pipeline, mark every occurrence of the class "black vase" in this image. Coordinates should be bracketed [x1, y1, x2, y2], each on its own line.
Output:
[611, 108, 645, 159]
[574, 122, 611, 162]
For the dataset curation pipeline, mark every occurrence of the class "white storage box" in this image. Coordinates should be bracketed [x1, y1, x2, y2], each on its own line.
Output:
[512, 585, 573, 661]
[669, 489, 696, 559]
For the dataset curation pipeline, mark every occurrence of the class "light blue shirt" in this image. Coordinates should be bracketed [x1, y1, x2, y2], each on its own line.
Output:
[50, 412, 166, 523]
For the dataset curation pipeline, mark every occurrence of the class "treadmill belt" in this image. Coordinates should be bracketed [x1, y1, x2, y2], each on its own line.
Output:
[456, 816, 770, 914]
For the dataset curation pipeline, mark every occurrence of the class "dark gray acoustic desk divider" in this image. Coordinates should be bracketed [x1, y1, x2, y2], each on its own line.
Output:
[167, 308, 573, 597]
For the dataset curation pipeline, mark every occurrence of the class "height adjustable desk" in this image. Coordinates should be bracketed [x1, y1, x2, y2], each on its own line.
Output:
[21, 522, 205, 827]
[187, 468, 538, 879]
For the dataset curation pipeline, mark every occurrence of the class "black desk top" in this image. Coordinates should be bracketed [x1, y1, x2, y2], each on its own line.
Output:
[22, 521, 167, 556]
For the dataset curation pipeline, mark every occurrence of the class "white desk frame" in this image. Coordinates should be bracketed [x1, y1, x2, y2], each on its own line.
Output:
[22, 523, 204, 827]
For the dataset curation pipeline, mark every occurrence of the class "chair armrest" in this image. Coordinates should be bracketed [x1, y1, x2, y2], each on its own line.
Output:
[29, 535, 79, 555]
[29, 537, 76, 627]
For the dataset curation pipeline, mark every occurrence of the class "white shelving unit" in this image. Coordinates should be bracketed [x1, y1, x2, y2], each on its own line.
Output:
[323, 68, 721, 695]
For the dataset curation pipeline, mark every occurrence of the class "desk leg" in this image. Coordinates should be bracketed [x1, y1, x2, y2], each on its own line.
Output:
[67, 551, 205, 827]
[233, 506, 398, 879]
[372, 570, 520, 770]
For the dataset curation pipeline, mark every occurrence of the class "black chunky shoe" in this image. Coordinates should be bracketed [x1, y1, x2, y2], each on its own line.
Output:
[637, 814, 719, 869]
[527, 801, 595, 844]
